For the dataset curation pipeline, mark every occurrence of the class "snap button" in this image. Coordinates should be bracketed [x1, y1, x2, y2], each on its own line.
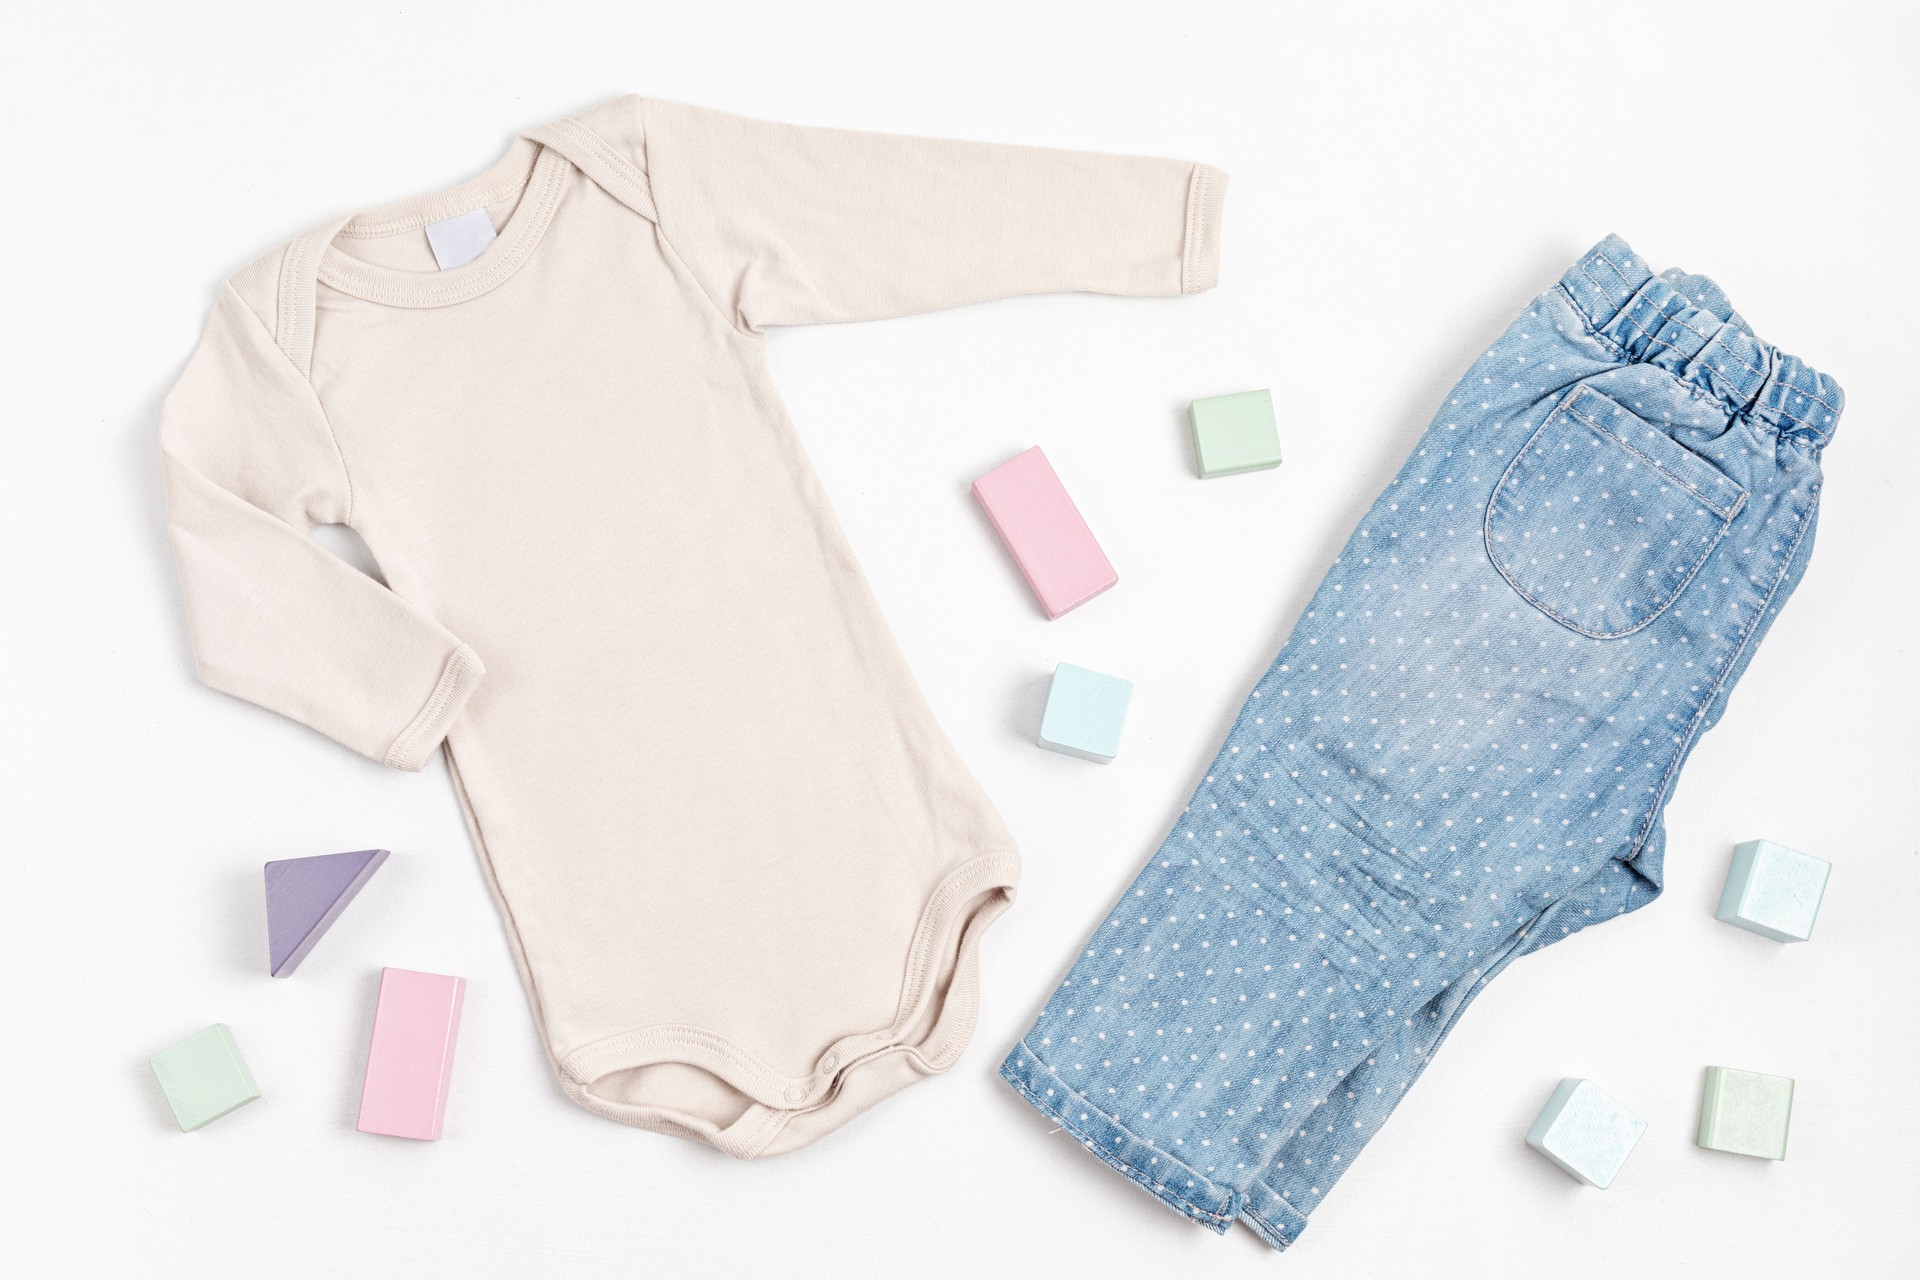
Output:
[820, 1052, 839, 1072]
[783, 1084, 805, 1104]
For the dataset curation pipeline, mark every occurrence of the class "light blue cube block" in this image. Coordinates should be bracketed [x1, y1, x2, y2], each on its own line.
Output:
[1038, 663, 1133, 763]
[1715, 838, 1830, 942]
[1524, 1077, 1646, 1188]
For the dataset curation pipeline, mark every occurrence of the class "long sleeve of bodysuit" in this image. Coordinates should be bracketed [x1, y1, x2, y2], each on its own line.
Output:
[159, 283, 483, 770]
[599, 97, 1225, 330]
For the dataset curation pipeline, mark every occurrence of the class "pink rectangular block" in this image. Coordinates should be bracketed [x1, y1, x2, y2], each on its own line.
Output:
[357, 967, 465, 1141]
[971, 446, 1117, 618]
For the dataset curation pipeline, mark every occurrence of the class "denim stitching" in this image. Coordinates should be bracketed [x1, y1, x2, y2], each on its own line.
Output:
[1575, 256, 1728, 405]
[1567, 271, 1726, 439]
[1693, 317, 1745, 396]
[1246, 899, 1560, 1238]
[1605, 252, 1843, 420]
[1595, 301, 1835, 433]
[1575, 258, 1626, 314]
[1627, 485, 1822, 862]
[1587, 247, 1635, 295]
[1241, 1204, 1291, 1247]
[1483, 393, 1736, 639]
[1590, 247, 1633, 289]
[1006, 1040, 1236, 1225]
[1584, 249, 1841, 429]
[1563, 396, 1747, 521]
[1247, 1177, 1308, 1242]
[1558, 280, 1631, 363]
[1594, 247, 1775, 384]
[1561, 274, 1729, 426]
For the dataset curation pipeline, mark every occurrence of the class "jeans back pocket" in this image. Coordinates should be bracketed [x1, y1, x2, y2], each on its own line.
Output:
[1485, 385, 1746, 638]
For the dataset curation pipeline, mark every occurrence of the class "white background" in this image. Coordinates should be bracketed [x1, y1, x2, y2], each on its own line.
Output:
[6, 2, 1917, 1275]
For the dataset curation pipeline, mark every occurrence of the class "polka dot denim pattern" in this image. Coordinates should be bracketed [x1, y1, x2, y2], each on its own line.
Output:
[1000, 236, 1843, 1251]
[1485, 383, 1747, 638]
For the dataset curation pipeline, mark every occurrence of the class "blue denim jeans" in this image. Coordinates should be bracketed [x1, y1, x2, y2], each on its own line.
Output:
[1000, 236, 1843, 1251]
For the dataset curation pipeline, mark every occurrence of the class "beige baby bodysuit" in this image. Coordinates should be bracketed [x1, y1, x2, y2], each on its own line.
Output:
[162, 96, 1226, 1156]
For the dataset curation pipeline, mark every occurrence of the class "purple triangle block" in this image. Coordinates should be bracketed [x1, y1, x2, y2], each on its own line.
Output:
[264, 849, 389, 977]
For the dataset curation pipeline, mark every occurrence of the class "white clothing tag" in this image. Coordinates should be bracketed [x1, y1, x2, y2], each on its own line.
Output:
[424, 208, 497, 270]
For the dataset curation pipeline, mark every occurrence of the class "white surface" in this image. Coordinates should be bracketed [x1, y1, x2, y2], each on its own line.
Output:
[7, 2, 1917, 1275]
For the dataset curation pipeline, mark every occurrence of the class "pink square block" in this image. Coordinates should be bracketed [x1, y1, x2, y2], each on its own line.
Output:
[971, 446, 1117, 618]
[357, 967, 465, 1141]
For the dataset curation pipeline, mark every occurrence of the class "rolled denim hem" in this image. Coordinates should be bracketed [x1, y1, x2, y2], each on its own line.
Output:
[1001, 1038, 1282, 1243]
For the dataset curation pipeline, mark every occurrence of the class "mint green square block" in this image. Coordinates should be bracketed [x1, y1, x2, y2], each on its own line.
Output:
[1697, 1066, 1794, 1160]
[1189, 389, 1280, 478]
[1524, 1077, 1646, 1188]
[150, 1024, 261, 1132]
[1716, 838, 1830, 942]
[1039, 663, 1133, 763]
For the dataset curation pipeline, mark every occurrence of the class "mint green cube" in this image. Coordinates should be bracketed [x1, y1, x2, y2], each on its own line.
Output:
[1039, 663, 1133, 763]
[1524, 1077, 1646, 1188]
[1697, 1066, 1794, 1160]
[1189, 389, 1280, 478]
[1716, 839, 1830, 942]
[150, 1023, 261, 1132]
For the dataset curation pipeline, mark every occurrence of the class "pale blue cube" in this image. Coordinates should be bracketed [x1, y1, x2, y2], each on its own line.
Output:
[1524, 1077, 1646, 1189]
[1716, 839, 1831, 942]
[1039, 663, 1133, 763]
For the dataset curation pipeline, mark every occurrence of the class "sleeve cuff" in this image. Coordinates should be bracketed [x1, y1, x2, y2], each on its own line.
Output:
[1182, 163, 1228, 294]
[384, 643, 485, 771]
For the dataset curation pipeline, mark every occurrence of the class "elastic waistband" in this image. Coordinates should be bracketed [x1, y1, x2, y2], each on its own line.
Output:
[1558, 235, 1844, 446]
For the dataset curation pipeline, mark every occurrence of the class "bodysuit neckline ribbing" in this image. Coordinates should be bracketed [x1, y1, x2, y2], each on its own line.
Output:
[317, 136, 568, 308]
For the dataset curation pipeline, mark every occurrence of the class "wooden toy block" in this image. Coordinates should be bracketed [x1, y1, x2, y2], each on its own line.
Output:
[265, 848, 390, 977]
[357, 967, 465, 1141]
[1697, 1065, 1794, 1160]
[150, 1023, 261, 1132]
[971, 446, 1117, 619]
[1189, 389, 1281, 478]
[1038, 663, 1133, 763]
[1523, 1077, 1646, 1189]
[1715, 838, 1830, 942]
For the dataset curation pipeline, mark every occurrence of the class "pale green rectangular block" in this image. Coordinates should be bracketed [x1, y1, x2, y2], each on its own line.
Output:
[1039, 663, 1133, 763]
[1697, 1065, 1793, 1160]
[1189, 389, 1281, 478]
[150, 1023, 261, 1132]
[1716, 838, 1830, 942]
